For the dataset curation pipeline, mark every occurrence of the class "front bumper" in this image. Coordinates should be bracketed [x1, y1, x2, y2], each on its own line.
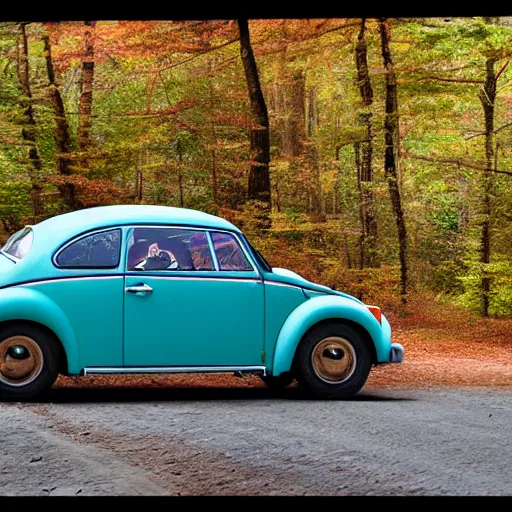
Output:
[389, 343, 405, 363]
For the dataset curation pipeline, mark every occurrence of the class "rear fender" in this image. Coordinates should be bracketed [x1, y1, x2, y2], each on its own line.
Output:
[0, 287, 79, 373]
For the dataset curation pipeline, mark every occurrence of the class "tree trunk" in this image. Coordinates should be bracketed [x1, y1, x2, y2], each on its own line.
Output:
[177, 139, 184, 208]
[211, 148, 217, 205]
[238, 19, 271, 229]
[354, 141, 365, 269]
[281, 68, 305, 157]
[274, 181, 281, 212]
[308, 147, 326, 222]
[344, 234, 353, 270]
[136, 151, 145, 202]
[42, 33, 76, 210]
[379, 18, 408, 304]
[17, 23, 44, 219]
[136, 170, 143, 202]
[208, 59, 218, 206]
[478, 55, 497, 317]
[332, 183, 337, 215]
[273, 21, 303, 157]
[77, 21, 96, 170]
[307, 87, 318, 137]
[304, 86, 325, 222]
[274, 30, 321, 220]
[355, 19, 378, 268]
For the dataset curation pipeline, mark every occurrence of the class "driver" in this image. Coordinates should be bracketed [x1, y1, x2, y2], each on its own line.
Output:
[134, 242, 179, 270]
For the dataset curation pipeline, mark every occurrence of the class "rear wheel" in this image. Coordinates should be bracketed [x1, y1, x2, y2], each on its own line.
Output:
[0, 324, 60, 399]
[295, 322, 372, 398]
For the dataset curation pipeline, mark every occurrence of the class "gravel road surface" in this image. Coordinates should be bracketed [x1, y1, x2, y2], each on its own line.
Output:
[1, 383, 511, 496]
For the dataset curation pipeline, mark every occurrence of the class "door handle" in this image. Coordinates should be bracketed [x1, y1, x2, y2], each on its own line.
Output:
[125, 283, 153, 296]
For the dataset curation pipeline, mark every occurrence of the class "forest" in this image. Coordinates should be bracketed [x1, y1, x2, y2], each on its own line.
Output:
[1, 17, 512, 318]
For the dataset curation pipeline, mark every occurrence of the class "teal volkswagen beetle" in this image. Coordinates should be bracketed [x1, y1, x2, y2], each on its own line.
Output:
[0, 205, 403, 399]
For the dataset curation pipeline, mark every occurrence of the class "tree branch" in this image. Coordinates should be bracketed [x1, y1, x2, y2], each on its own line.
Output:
[156, 37, 239, 74]
[408, 153, 512, 176]
[419, 75, 483, 84]
[496, 58, 510, 81]
[464, 121, 512, 140]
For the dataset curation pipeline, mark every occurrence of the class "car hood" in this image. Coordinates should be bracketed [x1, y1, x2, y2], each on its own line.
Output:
[0, 252, 15, 271]
[0, 253, 20, 287]
[267, 267, 363, 304]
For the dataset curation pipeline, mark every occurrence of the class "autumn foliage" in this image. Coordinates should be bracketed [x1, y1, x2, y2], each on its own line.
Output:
[1, 17, 512, 323]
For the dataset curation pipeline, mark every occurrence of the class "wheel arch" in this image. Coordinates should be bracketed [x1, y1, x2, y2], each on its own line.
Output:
[291, 318, 377, 369]
[271, 295, 382, 377]
[0, 287, 79, 374]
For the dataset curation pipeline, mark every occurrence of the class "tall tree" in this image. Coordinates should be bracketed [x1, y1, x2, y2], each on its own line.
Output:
[478, 53, 498, 317]
[379, 18, 408, 304]
[271, 24, 325, 221]
[207, 58, 219, 206]
[42, 32, 75, 209]
[238, 19, 271, 228]
[16, 22, 44, 219]
[354, 18, 378, 268]
[305, 84, 325, 222]
[77, 21, 96, 170]
[272, 21, 305, 158]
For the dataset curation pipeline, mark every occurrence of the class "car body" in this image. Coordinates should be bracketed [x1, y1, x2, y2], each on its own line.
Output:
[0, 204, 404, 399]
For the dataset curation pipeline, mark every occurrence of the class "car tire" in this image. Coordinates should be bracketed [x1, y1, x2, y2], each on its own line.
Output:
[259, 372, 295, 390]
[294, 322, 372, 398]
[0, 323, 60, 399]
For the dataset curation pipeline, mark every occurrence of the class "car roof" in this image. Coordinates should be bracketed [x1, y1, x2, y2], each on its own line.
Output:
[31, 204, 241, 247]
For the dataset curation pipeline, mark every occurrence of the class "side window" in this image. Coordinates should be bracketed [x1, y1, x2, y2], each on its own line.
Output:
[127, 227, 213, 271]
[211, 232, 253, 271]
[55, 229, 121, 268]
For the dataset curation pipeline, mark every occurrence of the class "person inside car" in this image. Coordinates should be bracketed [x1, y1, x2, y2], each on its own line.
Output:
[134, 242, 179, 270]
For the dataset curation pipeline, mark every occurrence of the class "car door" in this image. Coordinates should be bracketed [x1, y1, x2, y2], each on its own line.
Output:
[123, 226, 265, 367]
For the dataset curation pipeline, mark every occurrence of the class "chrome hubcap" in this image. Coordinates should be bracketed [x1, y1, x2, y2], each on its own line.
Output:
[311, 336, 356, 384]
[0, 336, 44, 387]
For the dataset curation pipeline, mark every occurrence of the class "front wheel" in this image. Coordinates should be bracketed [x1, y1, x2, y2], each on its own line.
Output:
[0, 324, 60, 399]
[294, 323, 372, 398]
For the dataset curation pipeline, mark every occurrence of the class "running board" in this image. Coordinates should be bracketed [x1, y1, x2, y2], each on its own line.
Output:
[82, 365, 267, 376]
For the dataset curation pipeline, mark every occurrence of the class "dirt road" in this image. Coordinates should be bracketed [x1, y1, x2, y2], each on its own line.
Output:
[1, 380, 511, 496]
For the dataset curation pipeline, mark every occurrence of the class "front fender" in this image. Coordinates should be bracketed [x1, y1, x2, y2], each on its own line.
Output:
[272, 294, 390, 376]
[0, 286, 79, 373]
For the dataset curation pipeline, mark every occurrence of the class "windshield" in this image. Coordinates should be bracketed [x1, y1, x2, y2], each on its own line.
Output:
[1, 227, 33, 260]
[241, 235, 272, 272]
